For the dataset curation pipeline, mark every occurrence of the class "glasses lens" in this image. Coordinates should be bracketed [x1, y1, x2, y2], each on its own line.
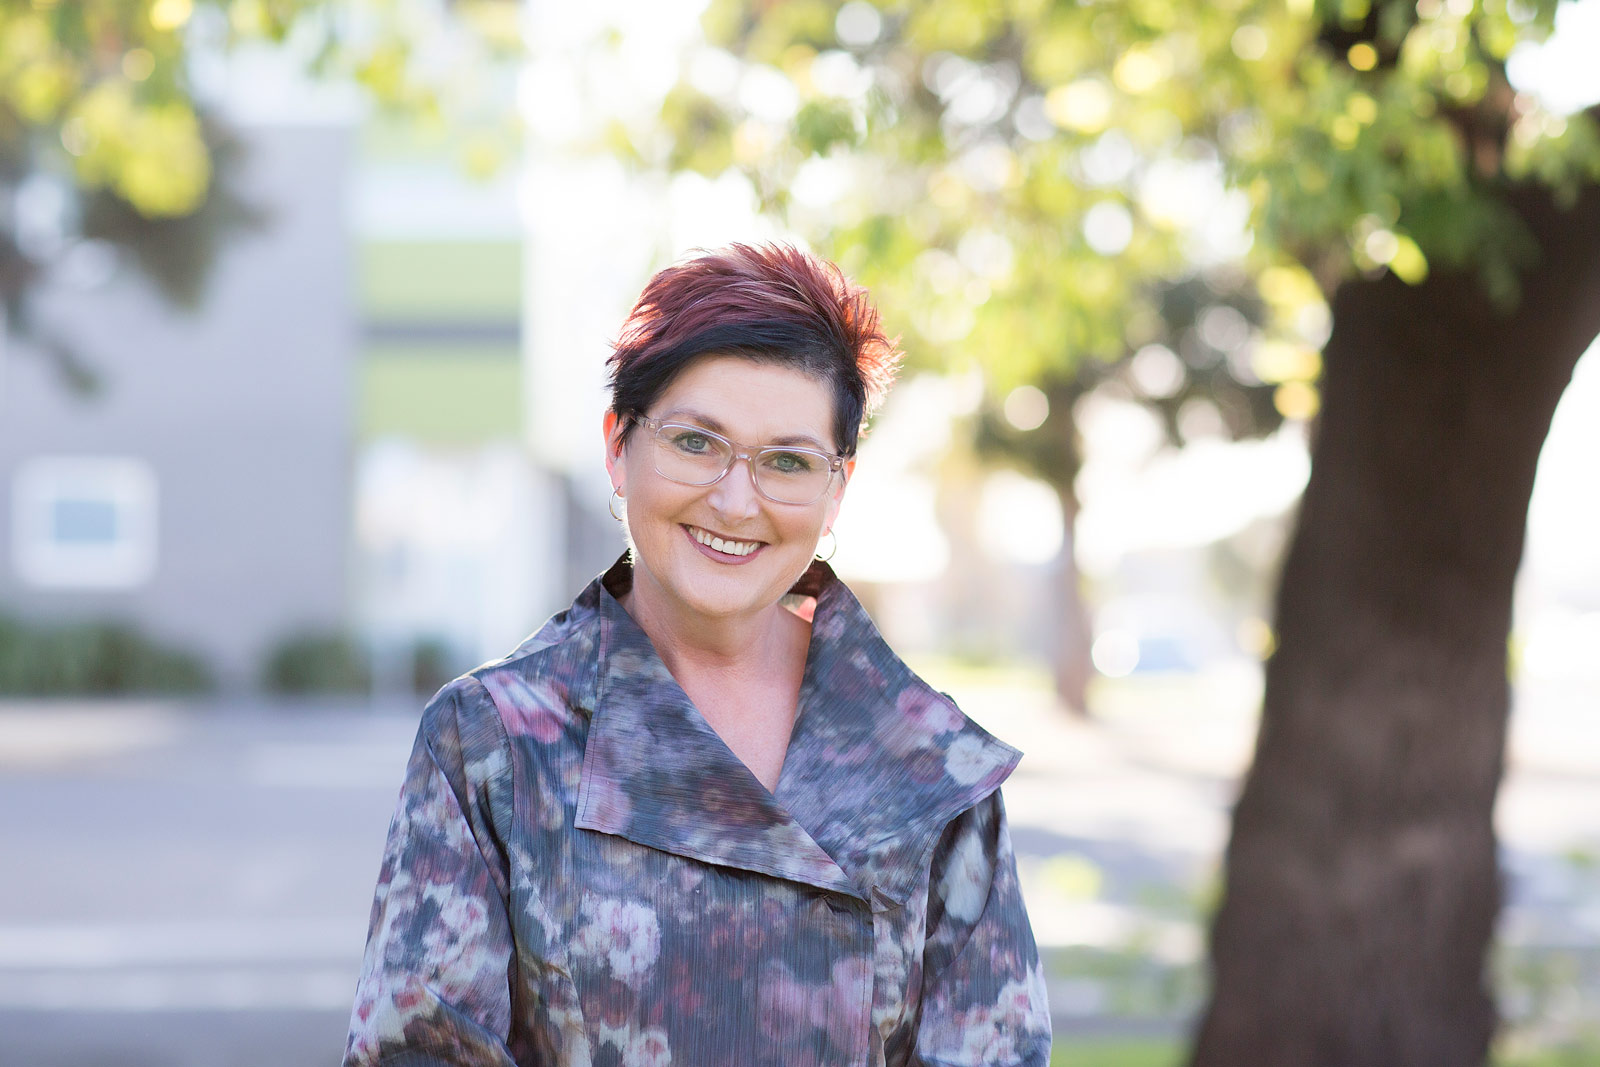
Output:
[652, 423, 733, 485]
[754, 449, 833, 504]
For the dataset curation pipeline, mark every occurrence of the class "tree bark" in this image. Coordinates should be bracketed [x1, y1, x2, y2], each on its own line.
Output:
[1193, 180, 1600, 1066]
[1039, 380, 1093, 716]
[1043, 483, 1094, 716]
[1052, 485, 1093, 716]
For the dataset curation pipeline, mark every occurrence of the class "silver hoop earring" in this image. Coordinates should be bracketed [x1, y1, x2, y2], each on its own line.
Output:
[814, 528, 837, 562]
[609, 487, 626, 522]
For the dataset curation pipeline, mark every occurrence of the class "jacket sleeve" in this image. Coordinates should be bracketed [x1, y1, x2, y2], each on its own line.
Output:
[914, 790, 1052, 1067]
[345, 677, 522, 1067]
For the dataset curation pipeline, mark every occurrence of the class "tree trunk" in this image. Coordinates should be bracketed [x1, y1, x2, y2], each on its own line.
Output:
[1193, 181, 1600, 1066]
[1052, 485, 1093, 716]
[1033, 378, 1095, 717]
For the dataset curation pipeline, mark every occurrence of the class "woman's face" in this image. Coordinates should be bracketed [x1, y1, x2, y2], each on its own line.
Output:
[604, 353, 852, 626]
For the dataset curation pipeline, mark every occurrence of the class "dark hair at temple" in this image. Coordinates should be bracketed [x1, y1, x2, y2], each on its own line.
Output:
[607, 243, 901, 457]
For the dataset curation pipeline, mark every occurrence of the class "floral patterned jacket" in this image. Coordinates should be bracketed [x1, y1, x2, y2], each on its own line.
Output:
[345, 556, 1051, 1067]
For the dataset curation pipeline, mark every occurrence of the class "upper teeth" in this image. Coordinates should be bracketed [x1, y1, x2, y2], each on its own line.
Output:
[691, 526, 759, 556]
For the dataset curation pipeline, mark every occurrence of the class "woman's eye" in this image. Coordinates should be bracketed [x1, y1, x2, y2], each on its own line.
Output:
[672, 432, 711, 453]
[764, 451, 815, 474]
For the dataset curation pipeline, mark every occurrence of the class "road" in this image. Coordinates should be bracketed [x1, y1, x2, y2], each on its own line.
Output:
[0, 700, 409, 1067]
[2, 670, 1597, 1065]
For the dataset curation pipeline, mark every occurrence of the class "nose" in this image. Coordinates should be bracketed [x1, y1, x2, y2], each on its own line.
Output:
[707, 451, 763, 521]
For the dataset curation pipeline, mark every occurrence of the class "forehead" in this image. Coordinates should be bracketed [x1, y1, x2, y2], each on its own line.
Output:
[650, 354, 836, 447]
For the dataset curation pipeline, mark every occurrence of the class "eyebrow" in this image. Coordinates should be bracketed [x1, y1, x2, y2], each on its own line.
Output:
[660, 408, 834, 452]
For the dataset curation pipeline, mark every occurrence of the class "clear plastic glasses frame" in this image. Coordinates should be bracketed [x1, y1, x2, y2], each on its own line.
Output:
[631, 414, 846, 505]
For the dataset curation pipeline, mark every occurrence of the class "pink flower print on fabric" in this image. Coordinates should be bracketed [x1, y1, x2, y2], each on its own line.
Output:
[899, 687, 965, 737]
[944, 732, 999, 786]
[825, 740, 877, 767]
[417, 885, 491, 971]
[479, 668, 566, 744]
[819, 955, 873, 1051]
[622, 1027, 671, 1067]
[751, 955, 876, 1053]
[575, 897, 661, 988]
[757, 965, 812, 1042]
[958, 1011, 1018, 1065]
[996, 969, 1051, 1030]
[578, 763, 635, 827]
[935, 814, 992, 925]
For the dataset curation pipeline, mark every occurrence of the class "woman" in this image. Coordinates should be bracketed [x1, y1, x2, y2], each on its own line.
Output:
[345, 244, 1050, 1066]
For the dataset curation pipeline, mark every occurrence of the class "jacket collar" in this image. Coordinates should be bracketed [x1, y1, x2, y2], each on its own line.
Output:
[572, 556, 1020, 907]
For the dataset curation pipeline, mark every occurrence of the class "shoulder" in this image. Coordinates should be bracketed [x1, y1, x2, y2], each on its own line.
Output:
[469, 630, 597, 748]
[411, 583, 602, 772]
[436, 581, 606, 753]
[417, 675, 502, 764]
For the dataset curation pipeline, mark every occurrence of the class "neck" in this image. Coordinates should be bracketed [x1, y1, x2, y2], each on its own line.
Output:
[619, 568, 802, 680]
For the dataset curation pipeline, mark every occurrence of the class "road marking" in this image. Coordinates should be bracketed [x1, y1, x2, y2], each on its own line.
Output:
[0, 918, 360, 968]
[0, 706, 182, 769]
[0, 966, 358, 1011]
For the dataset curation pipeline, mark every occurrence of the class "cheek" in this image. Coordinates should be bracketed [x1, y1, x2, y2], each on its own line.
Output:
[626, 480, 699, 535]
[617, 444, 661, 502]
[777, 509, 827, 549]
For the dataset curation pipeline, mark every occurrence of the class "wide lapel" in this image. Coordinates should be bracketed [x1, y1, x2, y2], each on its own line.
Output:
[775, 564, 1023, 907]
[573, 569, 862, 900]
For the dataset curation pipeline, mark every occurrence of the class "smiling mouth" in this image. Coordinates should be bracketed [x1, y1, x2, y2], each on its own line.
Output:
[684, 524, 764, 557]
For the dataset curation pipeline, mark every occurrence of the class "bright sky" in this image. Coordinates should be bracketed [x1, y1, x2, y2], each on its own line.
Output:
[1507, 0, 1600, 113]
[1525, 335, 1600, 596]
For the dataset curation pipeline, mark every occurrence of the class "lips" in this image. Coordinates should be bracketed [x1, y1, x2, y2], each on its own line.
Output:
[684, 524, 763, 557]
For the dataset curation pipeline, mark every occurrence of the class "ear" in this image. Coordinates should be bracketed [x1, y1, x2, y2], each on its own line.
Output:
[822, 456, 855, 532]
[602, 410, 627, 489]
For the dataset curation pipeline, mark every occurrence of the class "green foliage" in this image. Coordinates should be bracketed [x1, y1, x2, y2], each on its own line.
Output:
[0, 0, 520, 219]
[260, 630, 371, 695]
[1493, 1039, 1600, 1067]
[260, 630, 458, 695]
[410, 636, 457, 697]
[1050, 1039, 1180, 1067]
[660, 83, 737, 176]
[0, 0, 520, 393]
[0, 614, 214, 696]
[625, 0, 1600, 452]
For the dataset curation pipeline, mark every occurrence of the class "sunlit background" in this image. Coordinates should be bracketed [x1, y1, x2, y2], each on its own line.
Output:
[2, 0, 1599, 1063]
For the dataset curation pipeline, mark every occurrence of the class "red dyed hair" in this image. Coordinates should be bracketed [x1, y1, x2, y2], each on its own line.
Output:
[607, 243, 901, 456]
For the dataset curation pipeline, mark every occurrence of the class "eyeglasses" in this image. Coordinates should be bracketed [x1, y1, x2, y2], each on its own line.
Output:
[631, 414, 847, 505]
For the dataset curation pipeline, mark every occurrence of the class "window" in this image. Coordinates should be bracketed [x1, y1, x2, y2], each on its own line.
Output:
[11, 457, 158, 589]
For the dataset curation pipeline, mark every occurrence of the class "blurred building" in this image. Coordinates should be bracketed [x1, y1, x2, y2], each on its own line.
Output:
[0, 123, 356, 691]
[0, 106, 564, 694]
[351, 232, 544, 680]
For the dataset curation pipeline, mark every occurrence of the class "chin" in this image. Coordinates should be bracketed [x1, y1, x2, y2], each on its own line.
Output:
[656, 547, 795, 619]
[671, 562, 784, 619]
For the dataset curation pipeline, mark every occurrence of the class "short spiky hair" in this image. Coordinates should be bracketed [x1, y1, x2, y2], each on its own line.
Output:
[607, 243, 901, 456]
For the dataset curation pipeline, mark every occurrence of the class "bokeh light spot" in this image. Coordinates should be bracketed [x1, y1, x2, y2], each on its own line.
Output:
[1083, 200, 1133, 256]
[835, 2, 883, 47]
[1003, 385, 1050, 431]
[149, 0, 193, 32]
[1274, 381, 1321, 420]
[1231, 25, 1269, 61]
[1091, 630, 1139, 677]
[1044, 78, 1113, 134]
[123, 49, 156, 82]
